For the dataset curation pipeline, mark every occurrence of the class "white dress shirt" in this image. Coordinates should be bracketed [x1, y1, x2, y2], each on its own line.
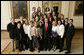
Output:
[52, 26, 58, 32]
[23, 24, 29, 34]
[28, 25, 34, 40]
[57, 24, 65, 38]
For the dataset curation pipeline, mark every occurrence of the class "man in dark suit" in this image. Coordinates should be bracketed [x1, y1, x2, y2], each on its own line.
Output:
[7, 17, 17, 52]
[63, 18, 69, 49]
[15, 23, 25, 52]
[17, 16, 25, 50]
[43, 18, 52, 51]
[17, 16, 25, 33]
[61, 14, 65, 25]
[17, 16, 25, 25]
[65, 19, 75, 54]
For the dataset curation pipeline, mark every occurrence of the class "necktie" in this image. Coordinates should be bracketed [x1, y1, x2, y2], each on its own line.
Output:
[45, 24, 47, 31]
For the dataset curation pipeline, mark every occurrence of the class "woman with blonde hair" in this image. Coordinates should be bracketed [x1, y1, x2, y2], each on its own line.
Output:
[32, 21, 40, 52]
[51, 20, 58, 51]
[23, 19, 29, 50]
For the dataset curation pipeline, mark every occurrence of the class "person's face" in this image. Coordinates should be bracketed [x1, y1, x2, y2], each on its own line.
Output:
[33, 18, 35, 21]
[47, 8, 49, 11]
[52, 21, 56, 26]
[42, 8, 45, 12]
[69, 20, 73, 24]
[45, 18, 48, 23]
[34, 22, 37, 27]
[54, 16, 56, 19]
[40, 22, 42, 26]
[11, 18, 15, 23]
[52, 7, 54, 11]
[17, 23, 21, 28]
[61, 15, 64, 19]
[44, 15, 46, 19]
[36, 17, 39, 22]
[58, 21, 61, 25]
[20, 17, 23, 21]
[25, 20, 28, 24]
[53, 12, 55, 16]
[65, 19, 68, 23]
[40, 17, 43, 20]
[38, 12, 41, 16]
[58, 15, 61, 19]
[38, 7, 41, 11]
[34, 8, 36, 11]
[30, 22, 33, 27]
[48, 14, 50, 18]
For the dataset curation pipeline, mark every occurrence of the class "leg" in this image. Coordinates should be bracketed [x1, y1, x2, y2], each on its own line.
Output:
[59, 37, 63, 52]
[47, 37, 51, 51]
[66, 38, 71, 52]
[44, 37, 47, 50]
[11, 39, 15, 51]
[16, 40, 19, 49]
[56, 36, 60, 49]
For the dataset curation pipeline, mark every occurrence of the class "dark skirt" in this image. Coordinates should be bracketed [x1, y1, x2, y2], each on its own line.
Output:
[32, 36, 40, 48]
[52, 36, 57, 46]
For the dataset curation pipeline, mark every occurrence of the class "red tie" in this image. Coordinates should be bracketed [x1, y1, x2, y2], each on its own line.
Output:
[45, 24, 47, 31]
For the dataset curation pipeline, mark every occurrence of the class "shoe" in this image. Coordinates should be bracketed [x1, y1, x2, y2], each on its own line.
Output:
[65, 51, 70, 54]
[12, 50, 15, 52]
[64, 48, 67, 50]
[59, 50, 63, 52]
[44, 49, 47, 51]
[19, 50, 22, 52]
[53, 49, 56, 52]
[56, 47, 59, 49]
[48, 49, 51, 51]
[30, 49, 34, 52]
[38, 50, 40, 53]
[22, 49, 25, 51]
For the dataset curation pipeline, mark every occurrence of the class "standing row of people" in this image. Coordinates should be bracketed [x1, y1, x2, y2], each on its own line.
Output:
[7, 7, 75, 54]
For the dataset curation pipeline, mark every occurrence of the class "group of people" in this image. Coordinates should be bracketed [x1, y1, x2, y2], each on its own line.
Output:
[7, 7, 75, 54]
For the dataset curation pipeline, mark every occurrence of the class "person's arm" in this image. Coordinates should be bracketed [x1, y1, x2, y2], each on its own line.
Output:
[7, 23, 10, 32]
[71, 25, 75, 37]
[23, 24, 26, 34]
[60, 25, 65, 38]
[34, 28, 36, 36]
[34, 28, 39, 37]
[38, 28, 42, 39]
[28, 26, 32, 40]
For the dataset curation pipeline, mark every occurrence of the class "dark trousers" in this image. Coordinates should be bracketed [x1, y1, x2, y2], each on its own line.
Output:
[18, 40, 23, 51]
[66, 36, 72, 52]
[29, 37, 34, 51]
[51, 37, 57, 46]
[44, 36, 51, 50]
[56, 36, 60, 49]
[58, 36, 63, 51]
[62, 36, 65, 49]
[39, 38, 44, 50]
[16, 40, 19, 49]
[23, 34, 30, 49]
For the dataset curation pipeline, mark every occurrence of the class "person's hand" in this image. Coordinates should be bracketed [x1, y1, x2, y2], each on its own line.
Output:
[61, 36, 63, 38]
[36, 34, 39, 38]
[40, 38, 42, 40]
[51, 36, 52, 38]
